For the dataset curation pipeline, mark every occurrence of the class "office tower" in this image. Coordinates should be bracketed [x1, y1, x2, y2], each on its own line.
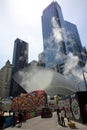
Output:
[12, 38, 28, 73]
[64, 21, 86, 65]
[64, 21, 82, 54]
[41, 1, 67, 68]
[10, 38, 28, 97]
[41, 1, 86, 69]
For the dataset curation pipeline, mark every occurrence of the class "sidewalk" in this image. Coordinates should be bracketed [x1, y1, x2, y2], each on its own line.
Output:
[5, 116, 87, 130]
[64, 118, 87, 129]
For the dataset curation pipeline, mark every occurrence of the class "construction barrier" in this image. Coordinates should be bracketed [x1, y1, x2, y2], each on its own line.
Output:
[4, 110, 41, 128]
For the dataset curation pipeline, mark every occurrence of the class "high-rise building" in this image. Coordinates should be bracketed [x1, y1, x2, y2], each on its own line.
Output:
[12, 38, 28, 74]
[41, 1, 86, 69]
[10, 38, 28, 97]
[65, 21, 82, 54]
[41, 1, 67, 68]
[64, 21, 86, 65]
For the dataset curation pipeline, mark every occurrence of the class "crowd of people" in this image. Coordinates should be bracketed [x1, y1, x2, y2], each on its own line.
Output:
[0, 109, 27, 129]
[0, 107, 71, 129]
[56, 107, 70, 127]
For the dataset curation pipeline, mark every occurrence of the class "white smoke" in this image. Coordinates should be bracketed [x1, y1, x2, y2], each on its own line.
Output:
[13, 65, 53, 92]
[64, 53, 79, 75]
[13, 64, 78, 95]
[19, 49, 28, 61]
[51, 17, 64, 43]
[51, 17, 87, 91]
[63, 52, 87, 91]
[44, 17, 64, 50]
[65, 31, 76, 50]
[13, 15, 87, 94]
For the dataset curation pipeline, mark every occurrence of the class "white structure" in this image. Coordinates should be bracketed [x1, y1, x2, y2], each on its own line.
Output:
[13, 62, 78, 97]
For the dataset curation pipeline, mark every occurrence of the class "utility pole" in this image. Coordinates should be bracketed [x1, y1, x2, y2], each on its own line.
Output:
[82, 70, 87, 91]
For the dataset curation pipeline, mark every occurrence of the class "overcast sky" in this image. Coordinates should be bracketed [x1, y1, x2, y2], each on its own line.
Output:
[0, 0, 87, 69]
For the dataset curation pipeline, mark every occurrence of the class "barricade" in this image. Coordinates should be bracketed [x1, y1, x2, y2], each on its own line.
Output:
[5, 117, 13, 128]
[4, 110, 41, 128]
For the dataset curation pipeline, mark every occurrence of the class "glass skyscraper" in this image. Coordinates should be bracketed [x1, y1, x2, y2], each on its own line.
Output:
[64, 21, 84, 61]
[41, 1, 85, 69]
[12, 38, 28, 73]
[41, 1, 67, 68]
[10, 38, 28, 97]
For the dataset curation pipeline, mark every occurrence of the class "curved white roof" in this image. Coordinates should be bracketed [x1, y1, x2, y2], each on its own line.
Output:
[13, 65, 78, 96]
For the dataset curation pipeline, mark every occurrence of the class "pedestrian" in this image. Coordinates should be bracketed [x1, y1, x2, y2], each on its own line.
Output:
[12, 111, 16, 127]
[0, 110, 6, 130]
[17, 110, 23, 128]
[60, 108, 65, 126]
[23, 110, 26, 122]
[66, 111, 70, 123]
[56, 107, 61, 125]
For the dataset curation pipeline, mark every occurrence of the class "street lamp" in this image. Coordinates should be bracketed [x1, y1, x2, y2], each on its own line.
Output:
[82, 70, 87, 91]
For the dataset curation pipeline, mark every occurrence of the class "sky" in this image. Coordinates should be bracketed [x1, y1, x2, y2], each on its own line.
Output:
[0, 0, 87, 69]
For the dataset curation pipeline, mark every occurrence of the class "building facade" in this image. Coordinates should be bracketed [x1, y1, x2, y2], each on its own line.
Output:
[10, 38, 28, 97]
[64, 21, 86, 65]
[41, 1, 86, 71]
[12, 38, 28, 74]
[41, 1, 67, 69]
[0, 60, 12, 98]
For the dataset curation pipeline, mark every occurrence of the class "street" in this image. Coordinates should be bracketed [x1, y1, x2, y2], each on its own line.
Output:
[5, 112, 87, 130]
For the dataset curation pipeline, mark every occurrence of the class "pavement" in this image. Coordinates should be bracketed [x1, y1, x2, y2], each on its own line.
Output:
[5, 113, 87, 130]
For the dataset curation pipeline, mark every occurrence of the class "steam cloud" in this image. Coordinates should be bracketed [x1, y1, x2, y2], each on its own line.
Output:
[13, 65, 53, 92]
[14, 16, 87, 93]
[51, 16, 87, 91]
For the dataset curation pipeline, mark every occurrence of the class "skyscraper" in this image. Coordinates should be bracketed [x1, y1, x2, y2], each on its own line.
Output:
[12, 38, 28, 74]
[41, 1, 67, 68]
[64, 21, 85, 65]
[10, 38, 28, 97]
[41, 1, 85, 69]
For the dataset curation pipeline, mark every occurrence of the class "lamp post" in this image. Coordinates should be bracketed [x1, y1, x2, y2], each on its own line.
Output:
[82, 70, 87, 91]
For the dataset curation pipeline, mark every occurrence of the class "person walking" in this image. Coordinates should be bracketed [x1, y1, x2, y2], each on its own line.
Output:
[12, 111, 16, 127]
[60, 108, 65, 126]
[66, 111, 71, 123]
[23, 110, 27, 122]
[17, 110, 23, 128]
[57, 107, 61, 125]
[0, 110, 6, 130]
